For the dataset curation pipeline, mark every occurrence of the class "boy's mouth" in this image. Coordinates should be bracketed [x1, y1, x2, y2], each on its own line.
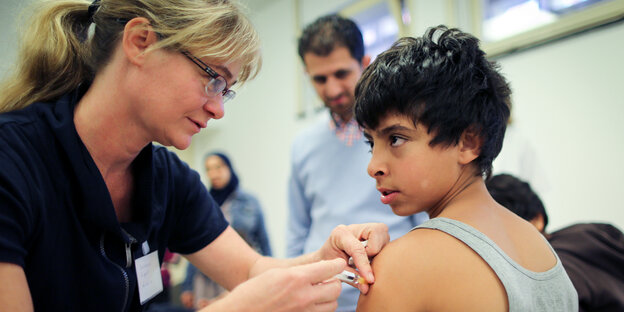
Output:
[377, 187, 397, 195]
[378, 188, 399, 205]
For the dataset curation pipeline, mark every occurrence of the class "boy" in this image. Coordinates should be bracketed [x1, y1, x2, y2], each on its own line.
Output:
[353, 26, 578, 311]
[289, 14, 427, 311]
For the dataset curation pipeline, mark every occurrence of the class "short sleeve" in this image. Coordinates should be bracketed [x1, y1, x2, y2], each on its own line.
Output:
[156, 148, 228, 254]
[0, 142, 36, 267]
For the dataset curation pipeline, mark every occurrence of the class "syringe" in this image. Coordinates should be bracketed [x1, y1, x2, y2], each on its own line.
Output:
[334, 270, 367, 285]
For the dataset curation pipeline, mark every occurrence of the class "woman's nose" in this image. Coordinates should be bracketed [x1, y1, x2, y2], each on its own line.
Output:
[204, 96, 225, 119]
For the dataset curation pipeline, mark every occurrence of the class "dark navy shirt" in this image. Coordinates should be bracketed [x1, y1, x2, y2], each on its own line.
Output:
[0, 87, 228, 311]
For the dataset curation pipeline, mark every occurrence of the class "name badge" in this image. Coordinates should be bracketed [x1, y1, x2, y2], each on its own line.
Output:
[135, 250, 163, 305]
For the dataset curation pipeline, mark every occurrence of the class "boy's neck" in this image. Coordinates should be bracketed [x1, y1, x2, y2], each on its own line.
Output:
[427, 172, 483, 219]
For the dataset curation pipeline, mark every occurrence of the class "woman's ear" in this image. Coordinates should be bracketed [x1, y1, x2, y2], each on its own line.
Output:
[458, 126, 482, 165]
[121, 17, 159, 66]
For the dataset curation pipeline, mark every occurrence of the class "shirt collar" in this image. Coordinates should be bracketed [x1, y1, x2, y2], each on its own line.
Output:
[329, 112, 356, 129]
[328, 112, 362, 146]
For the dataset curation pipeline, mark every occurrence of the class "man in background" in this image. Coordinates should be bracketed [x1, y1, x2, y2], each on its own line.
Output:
[287, 14, 428, 311]
[487, 173, 624, 312]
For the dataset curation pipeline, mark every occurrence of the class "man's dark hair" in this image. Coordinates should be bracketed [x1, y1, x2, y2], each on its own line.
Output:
[354, 25, 511, 178]
[298, 14, 364, 63]
[486, 174, 549, 229]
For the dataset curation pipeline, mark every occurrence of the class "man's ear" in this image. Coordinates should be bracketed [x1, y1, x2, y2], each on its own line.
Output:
[361, 54, 371, 69]
[121, 17, 159, 66]
[458, 126, 482, 165]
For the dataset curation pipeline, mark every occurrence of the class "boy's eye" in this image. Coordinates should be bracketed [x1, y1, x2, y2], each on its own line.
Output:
[390, 136, 406, 147]
[364, 139, 374, 152]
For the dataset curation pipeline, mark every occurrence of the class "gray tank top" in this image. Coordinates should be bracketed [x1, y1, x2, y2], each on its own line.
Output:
[414, 218, 578, 312]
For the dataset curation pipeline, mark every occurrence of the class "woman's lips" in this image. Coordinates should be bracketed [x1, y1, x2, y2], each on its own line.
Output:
[188, 118, 206, 133]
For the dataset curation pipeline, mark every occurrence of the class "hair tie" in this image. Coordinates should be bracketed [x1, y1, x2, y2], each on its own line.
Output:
[88, 0, 101, 22]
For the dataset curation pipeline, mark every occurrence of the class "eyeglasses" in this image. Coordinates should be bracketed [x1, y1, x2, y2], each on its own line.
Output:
[181, 51, 236, 103]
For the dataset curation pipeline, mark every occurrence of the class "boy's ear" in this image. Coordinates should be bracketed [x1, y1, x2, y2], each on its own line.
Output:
[458, 126, 482, 165]
[121, 17, 159, 66]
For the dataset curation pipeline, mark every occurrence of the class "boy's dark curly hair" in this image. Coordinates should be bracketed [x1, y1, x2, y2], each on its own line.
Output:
[354, 25, 511, 178]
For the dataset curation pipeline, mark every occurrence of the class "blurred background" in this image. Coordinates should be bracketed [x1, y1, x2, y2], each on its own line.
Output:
[1, 0, 623, 261]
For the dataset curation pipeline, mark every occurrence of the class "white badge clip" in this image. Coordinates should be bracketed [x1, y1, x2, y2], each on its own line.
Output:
[141, 241, 150, 256]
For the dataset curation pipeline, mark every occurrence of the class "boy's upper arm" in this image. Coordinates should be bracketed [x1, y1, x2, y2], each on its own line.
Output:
[357, 228, 508, 312]
[357, 230, 438, 312]
[357, 229, 488, 312]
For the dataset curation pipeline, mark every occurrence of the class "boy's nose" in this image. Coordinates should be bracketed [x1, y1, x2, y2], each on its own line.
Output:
[367, 156, 386, 178]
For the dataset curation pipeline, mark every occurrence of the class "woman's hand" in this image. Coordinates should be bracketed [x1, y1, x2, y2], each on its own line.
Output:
[204, 258, 346, 312]
[317, 223, 390, 294]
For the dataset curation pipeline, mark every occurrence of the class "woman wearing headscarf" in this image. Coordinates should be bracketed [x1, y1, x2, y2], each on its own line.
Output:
[181, 152, 272, 309]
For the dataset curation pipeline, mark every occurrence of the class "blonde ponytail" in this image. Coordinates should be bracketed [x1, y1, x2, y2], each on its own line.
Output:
[0, 0, 92, 113]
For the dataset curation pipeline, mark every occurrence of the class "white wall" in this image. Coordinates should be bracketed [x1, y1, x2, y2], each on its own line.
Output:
[189, 0, 355, 258]
[495, 23, 624, 232]
[0, 0, 32, 80]
[188, 0, 304, 258]
[1, 0, 622, 259]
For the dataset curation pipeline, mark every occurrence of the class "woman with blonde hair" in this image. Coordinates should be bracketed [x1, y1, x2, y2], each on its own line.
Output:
[0, 1, 388, 311]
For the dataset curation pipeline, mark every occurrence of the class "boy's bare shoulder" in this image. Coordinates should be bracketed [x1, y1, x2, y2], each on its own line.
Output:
[357, 227, 507, 312]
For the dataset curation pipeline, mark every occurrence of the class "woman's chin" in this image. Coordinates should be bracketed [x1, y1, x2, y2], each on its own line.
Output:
[165, 136, 192, 151]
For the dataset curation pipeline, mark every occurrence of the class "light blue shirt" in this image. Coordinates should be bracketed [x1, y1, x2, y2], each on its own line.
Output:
[287, 114, 428, 311]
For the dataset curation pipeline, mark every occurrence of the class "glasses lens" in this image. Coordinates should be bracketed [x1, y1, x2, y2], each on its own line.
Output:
[223, 90, 236, 103]
[205, 77, 227, 95]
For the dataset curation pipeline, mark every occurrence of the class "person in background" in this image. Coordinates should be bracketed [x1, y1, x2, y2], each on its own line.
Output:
[148, 249, 186, 312]
[289, 14, 428, 312]
[353, 25, 577, 311]
[0, 0, 390, 311]
[153, 249, 177, 304]
[487, 173, 624, 312]
[180, 152, 272, 309]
